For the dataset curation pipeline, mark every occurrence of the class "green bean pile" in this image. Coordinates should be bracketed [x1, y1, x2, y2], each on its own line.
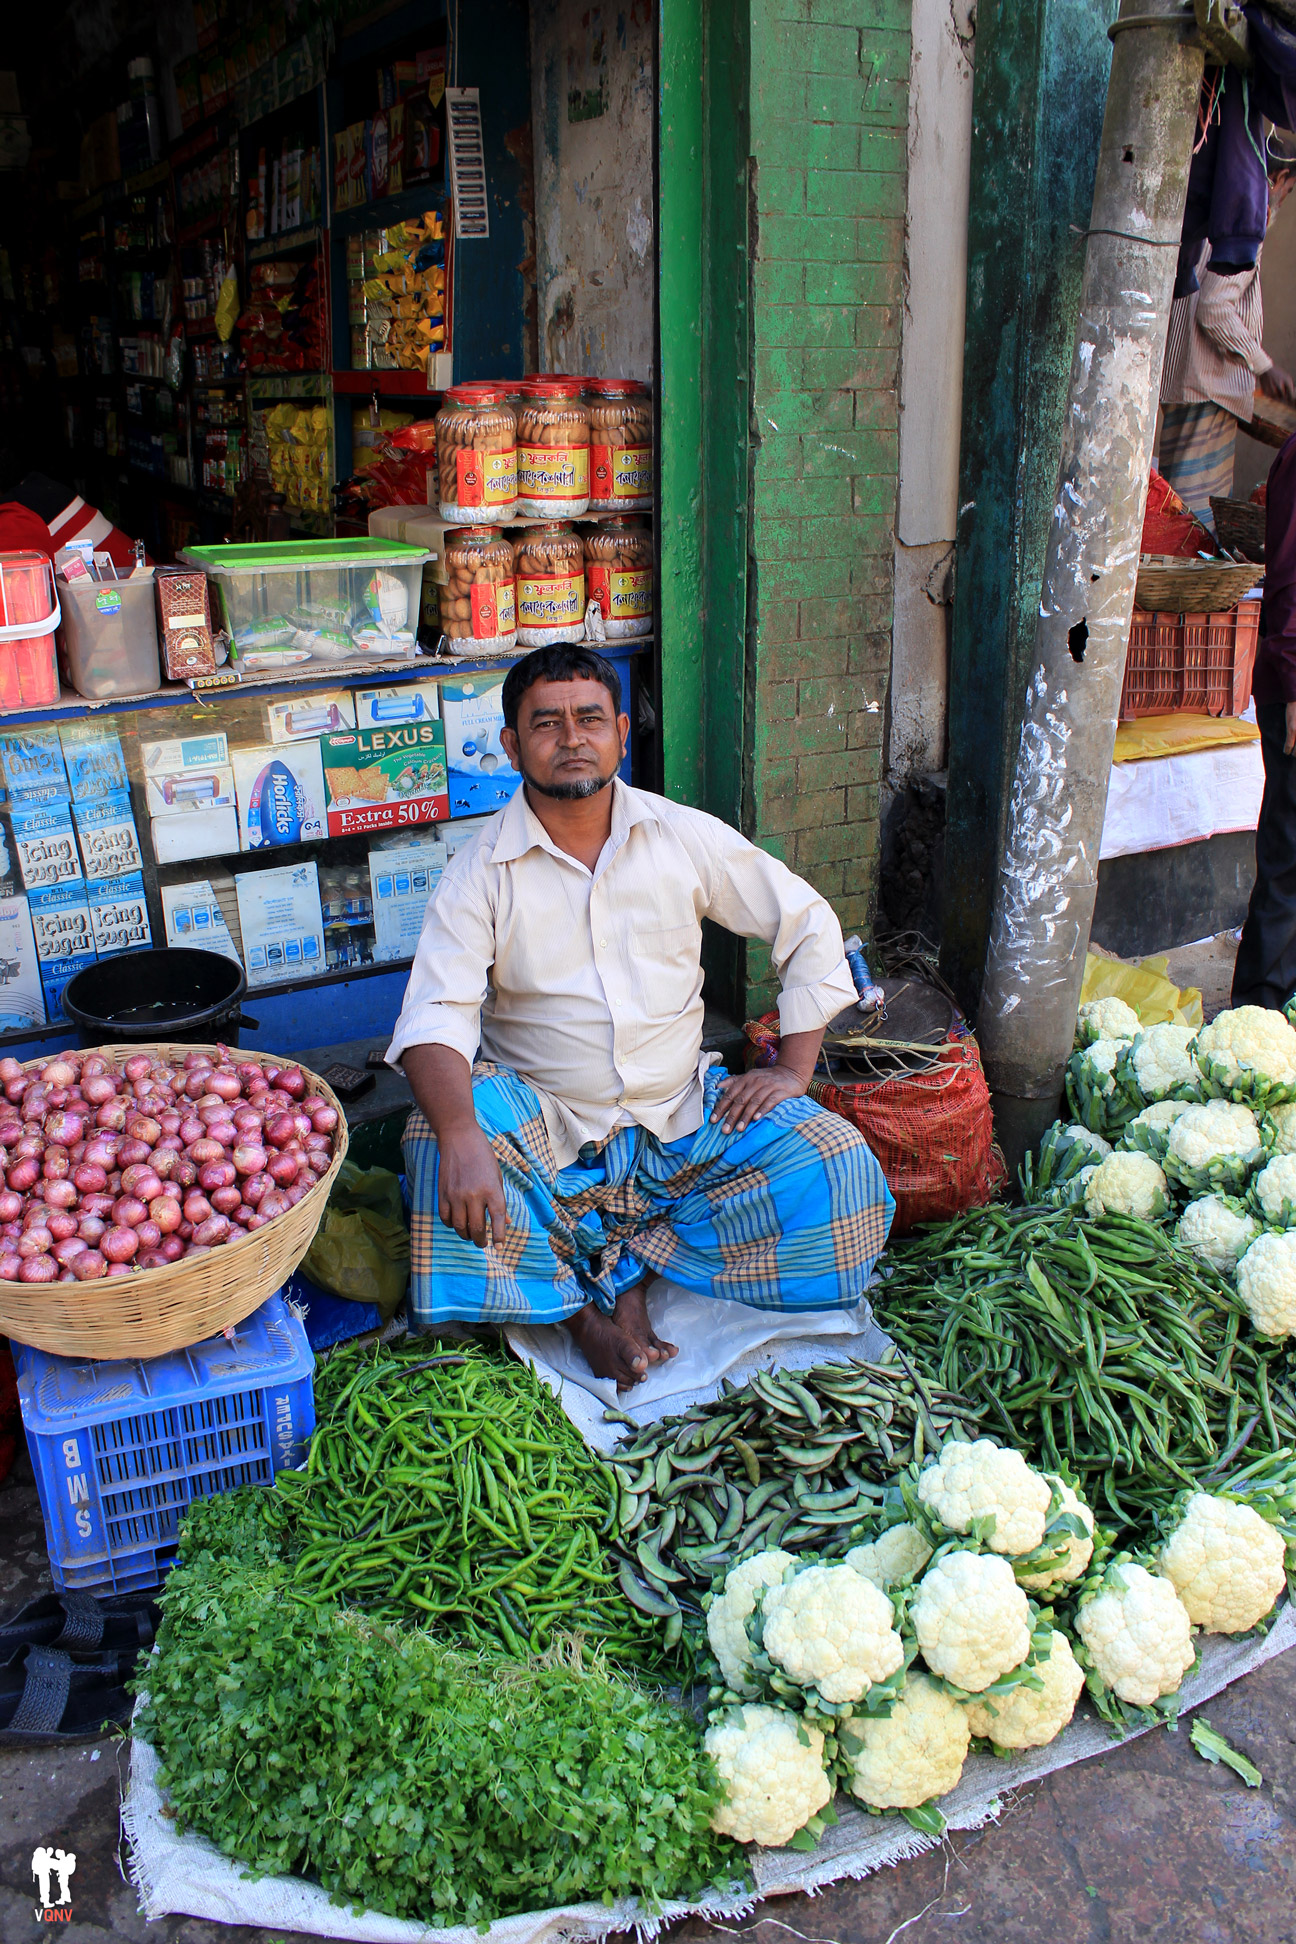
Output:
[879, 1203, 1296, 1539]
[267, 1338, 665, 1667]
[608, 1360, 984, 1621]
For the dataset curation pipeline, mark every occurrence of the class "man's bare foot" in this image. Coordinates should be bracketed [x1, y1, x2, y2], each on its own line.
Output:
[566, 1302, 649, 1389]
[612, 1282, 678, 1368]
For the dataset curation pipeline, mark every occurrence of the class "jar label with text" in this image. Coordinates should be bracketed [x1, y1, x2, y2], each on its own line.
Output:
[455, 446, 517, 508]
[471, 580, 517, 637]
[517, 445, 590, 501]
[518, 573, 585, 627]
[587, 564, 652, 621]
[590, 443, 653, 501]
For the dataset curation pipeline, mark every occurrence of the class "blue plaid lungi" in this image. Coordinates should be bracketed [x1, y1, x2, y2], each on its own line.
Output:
[403, 1062, 894, 1328]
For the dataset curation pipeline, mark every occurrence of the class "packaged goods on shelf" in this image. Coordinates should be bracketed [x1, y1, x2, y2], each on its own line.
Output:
[585, 517, 653, 639]
[368, 830, 444, 961]
[57, 571, 161, 701]
[58, 724, 128, 800]
[439, 526, 517, 653]
[183, 539, 430, 668]
[321, 717, 449, 835]
[356, 681, 440, 728]
[235, 859, 325, 987]
[265, 689, 356, 742]
[29, 880, 94, 967]
[142, 730, 235, 818]
[74, 793, 143, 881]
[86, 870, 152, 956]
[514, 523, 585, 648]
[586, 378, 653, 511]
[436, 387, 517, 523]
[516, 380, 591, 518]
[11, 801, 81, 892]
[151, 805, 240, 864]
[0, 554, 61, 711]
[0, 726, 69, 808]
[0, 895, 45, 1032]
[231, 742, 327, 850]
[238, 256, 325, 373]
[155, 567, 217, 680]
[347, 212, 446, 372]
[352, 405, 416, 472]
[319, 859, 375, 970]
[256, 401, 331, 521]
[441, 675, 523, 818]
[161, 871, 243, 965]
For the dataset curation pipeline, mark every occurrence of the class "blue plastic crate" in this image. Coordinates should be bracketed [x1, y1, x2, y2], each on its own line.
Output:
[14, 1293, 315, 1596]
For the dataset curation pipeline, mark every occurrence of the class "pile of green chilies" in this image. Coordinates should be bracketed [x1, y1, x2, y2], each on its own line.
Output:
[608, 1359, 985, 1617]
[263, 1338, 667, 1667]
[878, 1203, 1296, 1538]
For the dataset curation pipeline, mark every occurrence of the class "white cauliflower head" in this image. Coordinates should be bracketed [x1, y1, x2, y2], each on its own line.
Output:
[916, 1438, 1052, 1555]
[705, 1703, 833, 1847]
[1163, 1100, 1263, 1197]
[1065, 1124, 1112, 1161]
[1016, 1478, 1096, 1592]
[963, 1630, 1086, 1749]
[1129, 1022, 1199, 1101]
[1235, 1229, 1296, 1339]
[1076, 1037, 1124, 1096]
[1175, 1195, 1259, 1274]
[1076, 997, 1140, 1047]
[707, 1550, 796, 1694]
[1083, 1151, 1169, 1222]
[1121, 1099, 1192, 1157]
[911, 1550, 1033, 1693]
[1159, 1493, 1287, 1635]
[1195, 1005, 1296, 1099]
[1265, 1100, 1296, 1155]
[840, 1672, 969, 1810]
[1253, 1152, 1296, 1225]
[760, 1562, 904, 1706]
[1075, 1561, 1196, 1707]
[845, 1524, 933, 1591]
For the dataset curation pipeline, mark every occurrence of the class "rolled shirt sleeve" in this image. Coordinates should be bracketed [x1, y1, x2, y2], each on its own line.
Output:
[1197, 269, 1273, 377]
[385, 858, 494, 1071]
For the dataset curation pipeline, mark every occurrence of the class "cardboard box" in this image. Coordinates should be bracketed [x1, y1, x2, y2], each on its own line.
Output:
[28, 881, 94, 963]
[368, 832, 444, 962]
[150, 805, 240, 864]
[235, 861, 325, 988]
[86, 872, 152, 956]
[355, 681, 440, 730]
[11, 800, 83, 891]
[142, 729, 229, 776]
[144, 763, 236, 819]
[58, 723, 129, 801]
[440, 813, 495, 860]
[0, 727, 69, 808]
[265, 690, 356, 744]
[0, 895, 46, 1033]
[161, 878, 243, 966]
[231, 743, 327, 851]
[440, 676, 523, 819]
[74, 792, 143, 881]
[321, 719, 448, 836]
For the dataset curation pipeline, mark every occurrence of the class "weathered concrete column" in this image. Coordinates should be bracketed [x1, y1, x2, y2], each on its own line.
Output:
[975, 0, 1205, 1163]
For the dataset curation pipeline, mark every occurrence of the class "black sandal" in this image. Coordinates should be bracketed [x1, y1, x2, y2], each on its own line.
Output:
[0, 1591, 160, 1657]
[0, 1645, 136, 1745]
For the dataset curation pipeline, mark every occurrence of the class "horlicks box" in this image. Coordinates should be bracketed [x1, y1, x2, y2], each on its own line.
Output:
[231, 744, 326, 851]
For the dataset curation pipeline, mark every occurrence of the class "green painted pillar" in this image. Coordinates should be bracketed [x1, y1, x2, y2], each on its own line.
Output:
[940, 0, 1119, 1021]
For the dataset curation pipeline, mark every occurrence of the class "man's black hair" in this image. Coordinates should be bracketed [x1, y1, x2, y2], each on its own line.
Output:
[500, 645, 622, 731]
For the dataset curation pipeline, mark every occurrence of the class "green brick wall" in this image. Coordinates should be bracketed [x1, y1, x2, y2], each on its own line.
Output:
[745, 0, 910, 1011]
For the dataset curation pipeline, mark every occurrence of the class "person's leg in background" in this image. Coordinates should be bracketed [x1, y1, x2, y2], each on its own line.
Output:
[1158, 400, 1239, 530]
[1232, 701, 1296, 1009]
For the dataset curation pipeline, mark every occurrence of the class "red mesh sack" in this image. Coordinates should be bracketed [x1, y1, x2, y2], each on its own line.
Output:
[1143, 468, 1213, 557]
[742, 1013, 1005, 1235]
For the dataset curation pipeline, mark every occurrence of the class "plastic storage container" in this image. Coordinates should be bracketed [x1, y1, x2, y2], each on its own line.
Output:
[515, 523, 585, 647]
[13, 1292, 314, 1595]
[0, 552, 60, 709]
[434, 386, 518, 524]
[57, 571, 161, 700]
[440, 526, 517, 653]
[585, 379, 653, 511]
[584, 518, 653, 639]
[181, 538, 431, 667]
[516, 379, 591, 518]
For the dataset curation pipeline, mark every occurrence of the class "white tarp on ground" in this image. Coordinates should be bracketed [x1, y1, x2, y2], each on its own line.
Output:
[120, 1288, 1296, 1943]
[1100, 740, 1264, 859]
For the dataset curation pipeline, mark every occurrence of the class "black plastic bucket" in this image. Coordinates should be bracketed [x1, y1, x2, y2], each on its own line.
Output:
[61, 948, 257, 1047]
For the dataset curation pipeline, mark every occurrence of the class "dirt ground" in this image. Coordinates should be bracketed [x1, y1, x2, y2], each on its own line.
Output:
[3, 928, 1293, 1943]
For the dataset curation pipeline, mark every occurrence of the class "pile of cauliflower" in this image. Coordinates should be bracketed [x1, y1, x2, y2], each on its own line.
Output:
[699, 1438, 1291, 1849]
[1043, 1003, 1296, 1341]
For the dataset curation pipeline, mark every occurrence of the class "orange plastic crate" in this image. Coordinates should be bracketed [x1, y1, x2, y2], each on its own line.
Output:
[1120, 602, 1260, 719]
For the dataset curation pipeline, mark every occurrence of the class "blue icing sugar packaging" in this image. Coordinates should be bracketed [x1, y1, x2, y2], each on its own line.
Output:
[11, 800, 83, 892]
[57, 723, 129, 800]
[231, 743, 327, 851]
[28, 880, 95, 965]
[0, 727, 70, 807]
[86, 872, 152, 956]
[0, 895, 46, 1032]
[74, 792, 143, 881]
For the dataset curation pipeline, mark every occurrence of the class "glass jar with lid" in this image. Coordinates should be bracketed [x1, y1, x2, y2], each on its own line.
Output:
[515, 379, 591, 518]
[585, 379, 653, 511]
[515, 523, 585, 647]
[583, 518, 653, 639]
[439, 527, 518, 654]
[434, 385, 518, 523]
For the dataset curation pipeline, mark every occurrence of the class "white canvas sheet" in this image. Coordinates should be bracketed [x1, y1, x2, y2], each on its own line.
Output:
[1101, 741, 1263, 859]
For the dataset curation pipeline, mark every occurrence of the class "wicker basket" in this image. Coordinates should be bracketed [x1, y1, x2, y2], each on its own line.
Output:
[1134, 556, 1261, 613]
[1210, 496, 1267, 562]
[0, 1044, 348, 1360]
[1246, 386, 1296, 450]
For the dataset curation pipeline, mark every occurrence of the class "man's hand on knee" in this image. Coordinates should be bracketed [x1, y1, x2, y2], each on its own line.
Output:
[711, 1066, 808, 1133]
[438, 1124, 509, 1249]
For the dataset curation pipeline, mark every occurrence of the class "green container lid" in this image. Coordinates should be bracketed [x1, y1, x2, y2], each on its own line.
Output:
[180, 539, 431, 572]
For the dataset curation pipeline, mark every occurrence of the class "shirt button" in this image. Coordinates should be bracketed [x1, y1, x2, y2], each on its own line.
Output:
[599, 938, 608, 948]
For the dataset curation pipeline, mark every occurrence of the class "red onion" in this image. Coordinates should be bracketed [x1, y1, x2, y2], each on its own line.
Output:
[183, 1192, 212, 1226]
[78, 1215, 106, 1244]
[0, 1057, 23, 1082]
[41, 1150, 70, 1181]
[309, 1102, 340, 1134]
[20, 1254, 58, 1282]
[172, 1158, 198, 1190]
[126, 1114, 161, 1147]
[284, 1184, 307, 1206]
[81, 1055, 108, 1076]
[14, 1134, 42, 1160]
[123, 1054, 151, 1083]
[151, 1149, 179, 1180]
[0, 1190, 21, 1222]
[4, 1079, 29, 1104]
[52, 1235, 86, 1265]
[96, 1100, 127, 1131]
[206, 1119, 237, 1148]
[81, 1193, 116, 1220]
[188, 1138, 224, 1166]
[150, 1197, 182, 1235]
[72, 1163, 107, 1195]
[160, 1236, 185, 1262]
[47, 1210, 79, 1241]
[43, 1180, 77, 1210]
[44, 1110, 84, 1146]
[136, 1249, 168, 1269]
[0, 1252, 22, 1278]
[118, 1139, 152, 1168]
[210, 1185, 242, 1216]
[136, 1220, 162, 1250]
[158, 1109, 182, 1137]
[258, 1189, 290, 1220]
[242, 1172, 270, 1206]
[304, 1131, 332, 1156]
[102, 1226, 139, 1263]
[268, 1152, 299, 1187]
[80, 1074, 116, 1106]
[6, 1158, 39, 1194]
[233, 1204, 255, 1226]
[183, 1050, 212, 1071]
[41, 1059, 77, 1088]
[199, 1160, 236, 1192]
[194, 1214, 231, 1246]
[262, 1090, 291, 1116]
[179, 1116, 205, 1145]
[107, 1261, 133, 1277]
[84, 1135, 119, 1169]
[277, 1067, 305, 1100]
[112, 1197, 148, 1229]
[184, 1071, 211, 1101]
[236, 1061, 263, 1084]
[208, 1069, 242, 1101]
[232, 1144, 268, 1177]
[71, 1249, 105, 1279]
[244, 1212, 269, 1231]
[17, 1229, 52, 1257]
[119, 1163, 154, 1197]
[265, 1113, 296, 1151]
[232, 1105, 262, 1133]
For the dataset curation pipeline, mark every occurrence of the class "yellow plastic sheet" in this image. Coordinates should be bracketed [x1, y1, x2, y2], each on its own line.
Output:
[1113, 713, 1260, 763]
[1080, 950, 1203, 1028]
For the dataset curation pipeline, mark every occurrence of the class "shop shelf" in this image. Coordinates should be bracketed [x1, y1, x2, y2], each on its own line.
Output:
[330, 180, 447, 239]
[248, 222, 324, 263]
[14, 1293, 314, 1596]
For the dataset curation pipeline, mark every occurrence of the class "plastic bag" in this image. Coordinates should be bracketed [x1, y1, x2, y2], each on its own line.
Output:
[1079, 950, 1202, 1028]
[300, 1161, 409, 1321]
